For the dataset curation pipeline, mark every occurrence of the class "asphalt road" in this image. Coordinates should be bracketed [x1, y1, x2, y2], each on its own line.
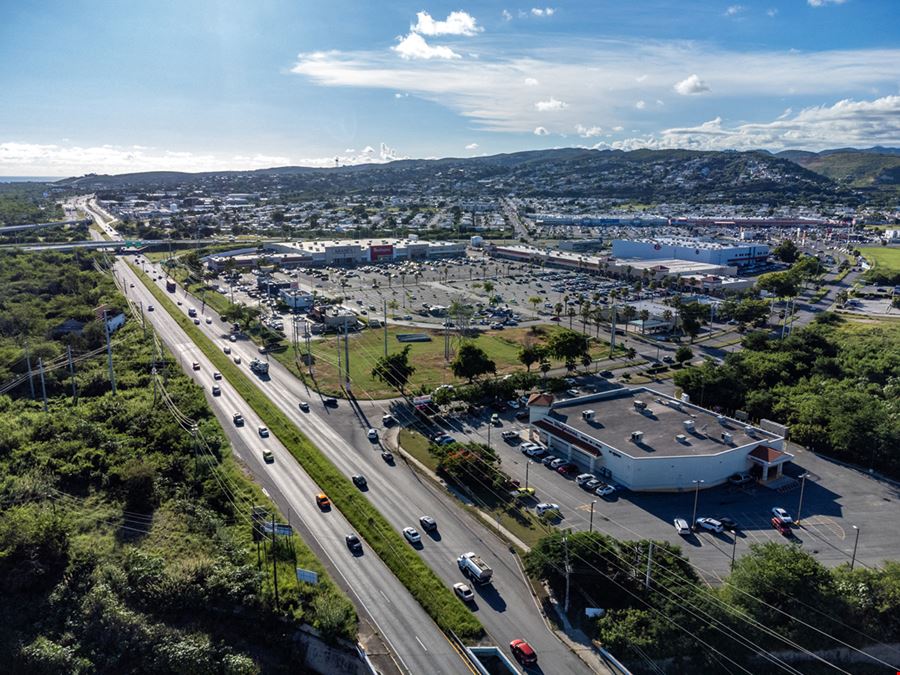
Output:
[121, 257, 597, 675]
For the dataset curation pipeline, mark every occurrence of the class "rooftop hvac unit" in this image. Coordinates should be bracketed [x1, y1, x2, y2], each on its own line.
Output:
[745, 426, 757, 437]
[581, 409, 596, 421]
[633, 400, 647, 411]
[675, 434, 687, 444]
[631, 431, 644, 443]
[722, 432, 733, 444]
[683, 420, 695, 432]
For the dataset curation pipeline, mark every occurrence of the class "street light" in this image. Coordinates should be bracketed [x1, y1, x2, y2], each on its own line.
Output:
[525, 461, 530, 490]
[589, 500, 596, 533]
[796, 473, 809, 525]
[690, 479, 705, 527]
[850, 525, 860, 570]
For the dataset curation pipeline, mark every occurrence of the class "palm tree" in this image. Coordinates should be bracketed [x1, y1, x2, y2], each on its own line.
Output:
[528, 296, 542, 319]
[593, 308, 605, 338]
[567, 306, 576, 329]
[639, 309, 650, 335]
[554, 302, 563, 319]
[580, 302, 592, 335]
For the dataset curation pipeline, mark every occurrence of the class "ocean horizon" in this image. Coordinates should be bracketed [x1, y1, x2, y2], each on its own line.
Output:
[0, 176, 65, 183]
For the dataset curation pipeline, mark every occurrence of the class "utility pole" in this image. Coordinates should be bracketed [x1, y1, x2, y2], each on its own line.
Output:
[271, 513, 280, 609]
[525, 461, 530, 490]
[103, 310, 116, 393]
[609, 305, 617, 355]
[850, 525, 860, 570]
[152, 367, 158, 406]
[589, 500, 596, 533]
[343, 321, 351, 391]
[67, 344, 77, 403]
[563, 534, 571, 614]
[645, 541, 654, 590]
[731, 534, 738, 571]
[38, 357, 48, 412]
[25, 341, 36, 400]
[691, 479, 704, 527]
[336, 324, 342, 385]
[383, 299, 388, 358]
[796, 473, 809, 525]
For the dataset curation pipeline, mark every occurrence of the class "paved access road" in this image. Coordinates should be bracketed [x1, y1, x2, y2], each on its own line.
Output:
[121, 258, 598, 675]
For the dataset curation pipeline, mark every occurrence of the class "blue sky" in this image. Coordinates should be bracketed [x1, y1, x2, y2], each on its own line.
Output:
[1, 0, 898, 175]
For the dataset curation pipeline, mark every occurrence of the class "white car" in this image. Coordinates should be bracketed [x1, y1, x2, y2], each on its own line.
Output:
[674, 518, 691, 535]
[536, 503, 560, 516]
[549, 458, 567, 469]
[771, 507, 793, 524]
[367, 428, 378, 441]
[575, 473, 595, 486]
[595, 484, 616, 497]
[402, 527, 421, 544]
[258, 426, 269, 438]
[205, 317, 212, 324]
[223, 346, 231, 354]
[453, 582, 475, 603]
[695, 517, 724, 534]
[229, 334, 237, 342]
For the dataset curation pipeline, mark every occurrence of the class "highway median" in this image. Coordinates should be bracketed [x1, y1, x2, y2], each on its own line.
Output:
[129, 261, 485, 642]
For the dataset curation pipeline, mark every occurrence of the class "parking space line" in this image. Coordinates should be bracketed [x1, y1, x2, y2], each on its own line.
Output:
[802, 515, 845, 541]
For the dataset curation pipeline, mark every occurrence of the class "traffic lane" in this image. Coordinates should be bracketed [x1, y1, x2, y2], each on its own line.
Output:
[120, 262, 465, 675]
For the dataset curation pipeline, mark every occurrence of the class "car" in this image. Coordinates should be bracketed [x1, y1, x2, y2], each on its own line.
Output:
[550, 316, 561, 321]
[419, 515, 437, 532]
[323, 397, 338, 406]
[542, 455, 558, 467]
[177, 300, 182, 306]
[299, 401, 309, 411]
[352, 474, 368, 489]
[576, 473, 596, 486]
[193, 318, 200, 325]
[511, 486, 536, 501]
[728, 472, 754, 486]
[549, 458, 568, 469]
[521, 443, 547, 459]
[381, 450, 394, 463]
[509, 639, 538, 666]
[262, 449, 274, 463]
[493, 401, 508, 412]
[558, 463, 579, 477]
[211, 384, 221, 396]
[453, 582, 475, 603]
[772, 516, 791, 535]
[232, 413, 244, 426]
[258, 426, 269, 437]
[717, 516, 739, 531]
[507, 399, 521, 410]
[205, 317, 212, 324]
[382, 413, 397, 426]
[662, 355, 674, 364]
[595, 484, 616, 497]
[233, 355, 241, 364]
[582, 478, 602, 491]
[189, 361, 200, 371]
[490, 413, 501, 426]
[536, 502, 560, 516]
[772, 507, 793, 524]
[129, 282, 135, 288]
[514, 409, 530, 421]
[223, 346, 231, 354]
[695, 517, 724, 533]
[674, 518, 691, 535]
[565, 388, 580, 397]
[213, 371, 222, 380]
[229, 334, 237, 342]
[147, 305, 154, 311]
[599, 370, 614, 378]
[367, 428, 378, 441]
[402, 527, 421, 544]
[345, 533, 363, 553]
[501, 430, 520, 442]
[315, 493, 330, 509]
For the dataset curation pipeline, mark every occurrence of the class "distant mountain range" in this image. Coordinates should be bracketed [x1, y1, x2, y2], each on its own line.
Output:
[54, 146, 900, 205]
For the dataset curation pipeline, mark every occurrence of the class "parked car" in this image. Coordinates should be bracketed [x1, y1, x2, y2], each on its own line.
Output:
[695, 517, 724, 534]
[557, 463, 579, 477]
[549, 458, 568, 469]
[717, 516, 739, 531]
[595, 484, 616, 497]
[576, 473, 595, 486]
[771, 516, 791, 535]
[674, 518, 691, 535]
[515, 409, 530, 421]
[490, 413, 501, 426]
[728, 472, 754, 486]
[382, 413, 397, 426]
[510, 487, 536, 501]
[536, 503, 560, 516]
[771, 507, 793, 524]
[223, 346, 231, 354]
[501, 430, 520, 443]
[323, 397, 338, 406]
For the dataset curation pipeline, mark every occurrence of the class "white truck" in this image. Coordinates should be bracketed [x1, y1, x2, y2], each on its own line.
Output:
[457, 552, 493, 585]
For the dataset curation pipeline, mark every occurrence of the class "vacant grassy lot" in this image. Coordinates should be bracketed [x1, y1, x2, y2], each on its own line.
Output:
[274, 324, 624, 398]
[860, 247, 900, 274]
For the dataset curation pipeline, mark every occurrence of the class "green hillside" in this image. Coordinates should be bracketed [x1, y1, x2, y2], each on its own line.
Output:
[785, 151, 900, 188]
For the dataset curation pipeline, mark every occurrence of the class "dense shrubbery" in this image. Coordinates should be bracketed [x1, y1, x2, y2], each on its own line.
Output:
[674, 313, 900, 477]
[0, 251, 356, 672]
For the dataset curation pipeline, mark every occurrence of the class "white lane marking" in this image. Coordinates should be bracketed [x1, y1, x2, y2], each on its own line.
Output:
[415, 636, 428, 652]
[380, 589, 392, 604]
[261, 488, 270, 498]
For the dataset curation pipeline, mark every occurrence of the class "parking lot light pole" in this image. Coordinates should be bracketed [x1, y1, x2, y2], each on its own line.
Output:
[691, 479, 705, 527]
[796, 473, 809, 525]
[590, 500, 596, 533]
[851, 525, 860, 570]
[731, 535, 738, 570]
[525, 461, 530, 490]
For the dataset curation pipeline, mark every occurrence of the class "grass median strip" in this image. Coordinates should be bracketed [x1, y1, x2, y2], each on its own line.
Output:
[130, 262, 485, 641]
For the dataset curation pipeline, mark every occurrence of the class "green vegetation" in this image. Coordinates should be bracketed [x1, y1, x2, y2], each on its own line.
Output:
[0, 251, 355, 673]
[131, 262, 484, 640]
[0, 183, 63, 226]
[526, 530, 900, 673]
[788, 150, 900, 190]
[674, 313, 900, 477]
[859, 246, 900, 285]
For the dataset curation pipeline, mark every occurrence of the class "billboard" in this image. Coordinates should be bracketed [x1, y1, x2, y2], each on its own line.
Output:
[370, 244, 394, 261]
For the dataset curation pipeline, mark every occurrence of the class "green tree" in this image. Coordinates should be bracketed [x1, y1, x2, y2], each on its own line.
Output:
[674, 345, 693, 364]
[772, 239, 799, 263]
[371, 345, 416, 392]
[546, 329, 590, 372]
[679, 302, 707, 343]
[451, 343, 496, 382]
[757, 270, 799, 298]
[517, 344, 543, 372]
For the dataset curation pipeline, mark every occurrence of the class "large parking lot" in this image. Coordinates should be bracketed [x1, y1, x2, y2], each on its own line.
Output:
[422, 387, 900, 582]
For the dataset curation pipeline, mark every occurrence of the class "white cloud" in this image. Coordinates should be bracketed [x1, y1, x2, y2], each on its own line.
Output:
[674, 74, 710, 95]
[725, 5, 745, 16]
[361, 146, 376, 155]
[600, 96, 900, 152]
[531, 8, 555, 17]
[465, 142, 479, 150]
[524, 77, 539, 86]
[612, 126, 624, 132]
[394, 92, 408, 98]
[636, 74, 648, 83]
[392, 33, 461, 60]
[411, 11, 482, 36]
[575, 124, 603, 138]
[767, 8, 778, 17]
[533, 126, 549, 135]
[808, 0, 847, 6]
[502, 9, 512, 21]
[535, 97, 568, 111]
[635, 100, 646, 109]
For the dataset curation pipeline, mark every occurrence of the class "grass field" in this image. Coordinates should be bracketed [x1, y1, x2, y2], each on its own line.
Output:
[859, 247, 900, 273]
[274, 324, 624, 398]
[131, 262, 484, 641]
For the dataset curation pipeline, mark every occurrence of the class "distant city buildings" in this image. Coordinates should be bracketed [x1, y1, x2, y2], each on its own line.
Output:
[611, 238, 769, 269]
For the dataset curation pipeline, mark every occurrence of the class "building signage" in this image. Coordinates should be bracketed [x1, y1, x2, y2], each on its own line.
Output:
[370, 244, 394, 261]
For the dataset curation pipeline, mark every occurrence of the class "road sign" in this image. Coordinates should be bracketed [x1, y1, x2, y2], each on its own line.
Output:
[262, 522, 294, 537]
[296, 568, 319, 585]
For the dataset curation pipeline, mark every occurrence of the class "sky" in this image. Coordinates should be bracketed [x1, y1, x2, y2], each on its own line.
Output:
[1, 0, 899, 176]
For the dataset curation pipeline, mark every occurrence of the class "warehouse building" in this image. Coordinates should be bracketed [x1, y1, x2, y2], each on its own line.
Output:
[611, 238, 769, 269]
[526, 388, 791, 492]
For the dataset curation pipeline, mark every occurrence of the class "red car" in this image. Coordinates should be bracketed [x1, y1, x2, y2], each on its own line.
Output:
[557, 463, 579, 477]
[771, 516, 791, 536]
[509, 639, 537, 666]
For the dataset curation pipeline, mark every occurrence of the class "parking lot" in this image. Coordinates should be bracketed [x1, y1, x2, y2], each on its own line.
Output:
[422, 392, 900, 583]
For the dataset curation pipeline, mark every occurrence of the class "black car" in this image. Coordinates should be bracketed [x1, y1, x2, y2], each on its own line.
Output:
[599, 370, 614, 378]
[514, 409, 529, 421]
[352, 474, 368, 489]
[717, 516, 739, 531]
[345, 533, 363, 553]
[323, 397, 338, 406]
[381, 450, 394, 463]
